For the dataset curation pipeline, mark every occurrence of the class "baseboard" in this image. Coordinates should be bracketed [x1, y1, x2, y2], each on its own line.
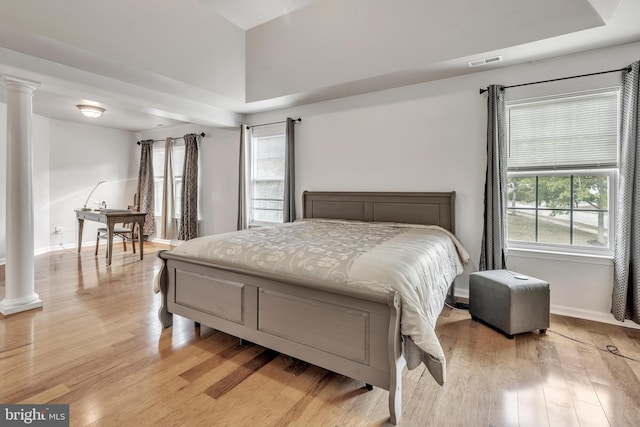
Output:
[0, 239, 168, 266]
[0, 241, 111, 265]
[455, 288, 469, 299]
[0, 247, 58, 265]
[147, 237, 181, 246]
[453, 288, 640, 330]
[36, 245, 65, 255]
[550, 304, 640, 330]
[4, 250, 640, 331]
[49, 241, 98, 253]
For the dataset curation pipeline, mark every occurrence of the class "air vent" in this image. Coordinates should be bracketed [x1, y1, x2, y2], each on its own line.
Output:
[468, 56, 503, 68]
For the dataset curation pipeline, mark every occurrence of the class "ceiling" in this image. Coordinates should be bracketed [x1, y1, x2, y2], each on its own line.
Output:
[0, 0, 638, 132]
[200, 0, 319, 30]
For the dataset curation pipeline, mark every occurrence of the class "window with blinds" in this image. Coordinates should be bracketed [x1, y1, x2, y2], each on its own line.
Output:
[507, 90, 618, 171]
[506, 89, 619, 254]
[152, 142, 185, 218]
[249, 123, 286, 226]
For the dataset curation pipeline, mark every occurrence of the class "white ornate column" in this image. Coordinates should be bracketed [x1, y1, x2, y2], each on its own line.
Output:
[0, 75, 42, 315]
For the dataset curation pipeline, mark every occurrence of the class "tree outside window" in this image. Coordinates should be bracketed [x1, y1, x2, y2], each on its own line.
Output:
[507, 174, 610, 248]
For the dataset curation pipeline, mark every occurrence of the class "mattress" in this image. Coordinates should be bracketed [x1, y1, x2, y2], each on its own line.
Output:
[159, 219, 469, 383]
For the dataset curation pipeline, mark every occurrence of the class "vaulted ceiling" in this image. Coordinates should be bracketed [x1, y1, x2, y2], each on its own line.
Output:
[0, 0, 638, 131]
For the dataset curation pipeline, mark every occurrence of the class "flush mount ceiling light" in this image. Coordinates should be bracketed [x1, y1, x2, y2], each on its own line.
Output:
[76, 104, 105, 118]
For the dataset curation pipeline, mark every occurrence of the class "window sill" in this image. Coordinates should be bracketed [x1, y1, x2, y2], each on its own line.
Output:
[249, 221, 283, 228]
[507, 246, 613, 266]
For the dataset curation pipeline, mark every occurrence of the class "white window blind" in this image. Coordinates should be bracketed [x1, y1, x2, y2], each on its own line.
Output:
[507, 90, 618, 171]
[249, 123, 286, 225]
[152, 141, 185, 218]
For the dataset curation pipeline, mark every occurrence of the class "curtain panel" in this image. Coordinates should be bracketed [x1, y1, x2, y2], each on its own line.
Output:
[237, 124, 249, 230]
[178, 134, 199, 240]
[613, 61, 640, 324]
[161, 137, 177, 239]
[136, 140, 155, 236]
[480, 85, 508, 271]
[283, 117, 297, 223]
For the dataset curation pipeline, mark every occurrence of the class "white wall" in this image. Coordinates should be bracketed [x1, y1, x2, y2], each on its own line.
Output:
[48, 120, 137, 249]
[245, 41, 640, 329]
[1, 111, 235, 262]
[33, 114, 50, 254]
[2, 40, 637, 329]
[133, 124, 240, 240]
[0, 109, 150, 262]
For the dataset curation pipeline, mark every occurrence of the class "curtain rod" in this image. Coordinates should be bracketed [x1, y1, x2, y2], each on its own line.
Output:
[479, 66, 632, 95]
[246, 117, 301, 129]
[137, 132, 205, 145]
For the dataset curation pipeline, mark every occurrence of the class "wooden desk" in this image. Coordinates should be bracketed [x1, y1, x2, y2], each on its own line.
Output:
[76, 210, 147, 266]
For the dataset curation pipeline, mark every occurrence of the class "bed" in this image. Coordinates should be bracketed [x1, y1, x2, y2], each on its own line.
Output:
[155, 191, 468, 424]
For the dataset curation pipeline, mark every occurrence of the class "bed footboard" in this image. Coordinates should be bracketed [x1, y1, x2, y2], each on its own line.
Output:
[387, 291, 403, 425]
[156, 250, 173, 328]
[156, 250, 405, 424]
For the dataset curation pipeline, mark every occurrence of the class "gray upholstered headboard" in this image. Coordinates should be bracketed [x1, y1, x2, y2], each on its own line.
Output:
[302, 191, 456, 233]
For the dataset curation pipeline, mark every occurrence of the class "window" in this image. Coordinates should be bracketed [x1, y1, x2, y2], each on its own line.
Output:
[506, 89, 619, 254]
[152, 141, 185, 219]
[248, 123, 286, 226]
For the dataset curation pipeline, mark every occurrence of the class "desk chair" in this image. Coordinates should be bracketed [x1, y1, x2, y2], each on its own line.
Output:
[95, 206, 138, 257]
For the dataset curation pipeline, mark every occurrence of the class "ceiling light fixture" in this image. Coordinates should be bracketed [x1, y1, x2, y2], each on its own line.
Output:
[76, 104, 105, 118]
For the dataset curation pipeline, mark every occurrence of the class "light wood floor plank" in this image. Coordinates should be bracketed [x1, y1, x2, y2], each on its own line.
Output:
[1, 244, 639, 426]
[17, 384, 71, 404]
[536, 338, 580, 427]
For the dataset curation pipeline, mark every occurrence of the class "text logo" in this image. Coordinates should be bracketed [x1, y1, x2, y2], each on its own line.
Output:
[0, 405, 69, 426]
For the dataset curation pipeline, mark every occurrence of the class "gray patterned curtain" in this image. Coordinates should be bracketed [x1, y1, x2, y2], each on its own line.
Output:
[283, 117, 296, 223]
[137, 140, 155, 236]
[178, 134, 199, 240]
[237, 124, 249, 230]
[612, 61, 640, 324]
[480, 85, 508, 271]
[161, 137, 177, 239]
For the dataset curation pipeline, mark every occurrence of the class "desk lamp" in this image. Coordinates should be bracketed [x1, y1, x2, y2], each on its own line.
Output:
[82, 180, 106, 211]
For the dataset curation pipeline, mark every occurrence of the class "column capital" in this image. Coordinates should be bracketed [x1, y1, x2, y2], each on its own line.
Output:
[2, 74, 40, 93]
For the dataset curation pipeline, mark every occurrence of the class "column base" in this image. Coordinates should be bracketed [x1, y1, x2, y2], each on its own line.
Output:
[0, 294, 43, 315]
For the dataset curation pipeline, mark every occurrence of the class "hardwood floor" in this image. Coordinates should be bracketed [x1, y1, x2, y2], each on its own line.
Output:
[1, 243, 639, 426]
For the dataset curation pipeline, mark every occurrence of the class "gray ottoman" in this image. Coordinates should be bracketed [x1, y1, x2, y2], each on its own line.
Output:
[469, 270, 550, 339]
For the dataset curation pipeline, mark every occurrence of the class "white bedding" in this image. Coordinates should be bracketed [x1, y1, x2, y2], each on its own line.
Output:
[159, 219, 469, 384]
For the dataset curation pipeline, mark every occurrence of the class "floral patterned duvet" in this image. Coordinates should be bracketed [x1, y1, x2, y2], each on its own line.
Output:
[168, 219, 469, 384]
